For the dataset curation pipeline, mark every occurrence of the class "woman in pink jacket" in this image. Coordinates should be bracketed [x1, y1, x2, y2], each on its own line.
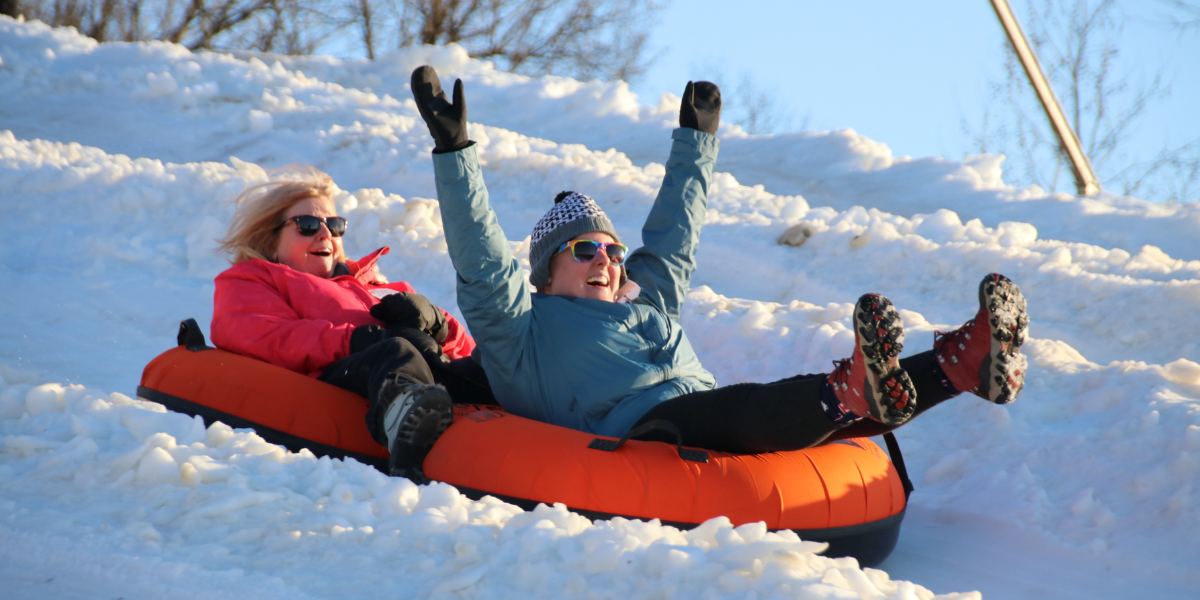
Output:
[211, 166, 487, 479]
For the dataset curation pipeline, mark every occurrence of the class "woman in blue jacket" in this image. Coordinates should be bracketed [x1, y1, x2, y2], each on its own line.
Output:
[407, 65, 1030, 454]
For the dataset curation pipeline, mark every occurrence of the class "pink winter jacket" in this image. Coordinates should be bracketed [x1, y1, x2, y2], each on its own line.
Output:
[211, 247, 475, 376]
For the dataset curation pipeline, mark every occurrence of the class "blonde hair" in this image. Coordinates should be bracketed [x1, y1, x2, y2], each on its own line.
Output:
[218, 165, 345, 265]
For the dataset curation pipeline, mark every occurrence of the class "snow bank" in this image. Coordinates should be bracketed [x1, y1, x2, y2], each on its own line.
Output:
[0, 374, 972, 600]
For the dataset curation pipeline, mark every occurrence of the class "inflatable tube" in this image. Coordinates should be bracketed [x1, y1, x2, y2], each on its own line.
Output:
[138, 321, 908, 566]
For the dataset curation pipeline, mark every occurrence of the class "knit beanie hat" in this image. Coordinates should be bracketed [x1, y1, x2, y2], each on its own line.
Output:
[528, 191, 621, 288]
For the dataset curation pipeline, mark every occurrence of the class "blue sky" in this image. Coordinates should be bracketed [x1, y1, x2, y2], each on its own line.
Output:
[633, 0, 1200, 185]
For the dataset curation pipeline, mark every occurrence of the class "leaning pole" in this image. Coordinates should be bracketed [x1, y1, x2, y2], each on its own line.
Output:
[989, 0, 1101, 196]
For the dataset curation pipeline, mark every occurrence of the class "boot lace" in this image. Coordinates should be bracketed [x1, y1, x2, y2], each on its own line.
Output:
[827, 358, 853, 392]
[933, 320, 973, 366]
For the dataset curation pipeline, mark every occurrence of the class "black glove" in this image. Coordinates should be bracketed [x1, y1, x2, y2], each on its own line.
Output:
[350, 324, 390, 355]
[410, 65, 470, 154]
[390, 327, 450, 367]
[348, 324, 449, 367]
[370, 292, 449, 344]
[679, 81, 721, 136]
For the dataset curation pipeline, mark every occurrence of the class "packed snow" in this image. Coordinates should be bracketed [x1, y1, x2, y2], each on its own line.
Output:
[3, 16, 1199, 600]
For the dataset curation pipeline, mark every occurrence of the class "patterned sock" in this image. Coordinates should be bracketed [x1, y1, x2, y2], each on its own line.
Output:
[820, 379, 864, 424]
[930, 358, 962, 395]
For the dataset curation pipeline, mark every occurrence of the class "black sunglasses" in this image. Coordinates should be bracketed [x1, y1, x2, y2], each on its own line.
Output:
[280, 215, 347, 237]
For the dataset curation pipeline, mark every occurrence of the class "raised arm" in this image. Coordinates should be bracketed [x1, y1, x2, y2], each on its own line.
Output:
[411, 66, 533, 375]
[625, 81, 722, 320]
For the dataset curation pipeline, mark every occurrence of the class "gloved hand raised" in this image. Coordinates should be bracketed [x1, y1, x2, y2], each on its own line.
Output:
[410, 65, 470, 153]
[679, 81, 721, 136]
[370, 292, 449, 344]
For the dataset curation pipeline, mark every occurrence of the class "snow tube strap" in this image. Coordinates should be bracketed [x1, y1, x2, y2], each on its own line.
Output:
[882, 432, 913, 499]
[178, 318, 213, 352]
[589, 419, 709, 463]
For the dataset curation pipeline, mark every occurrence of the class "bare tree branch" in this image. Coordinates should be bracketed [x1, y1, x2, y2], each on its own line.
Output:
[1156, 0, 1200, 30]
[162, 0, 204, 44]
[20, 0, 332, 55]
[19, 0, 659, 83]
[380, 0, 661, 84]
[86, 0, 119, 40]
[357, 0, 375, 59]
[967, 0, 1194, 200]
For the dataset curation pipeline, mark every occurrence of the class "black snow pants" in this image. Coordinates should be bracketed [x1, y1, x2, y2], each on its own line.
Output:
[317, 337, 495, 447]
[631, 350, 959, 454]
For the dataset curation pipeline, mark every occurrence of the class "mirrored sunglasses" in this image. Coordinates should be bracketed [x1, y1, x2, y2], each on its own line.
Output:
[281, 215, 347, 237]
[556, 240, 628, 265]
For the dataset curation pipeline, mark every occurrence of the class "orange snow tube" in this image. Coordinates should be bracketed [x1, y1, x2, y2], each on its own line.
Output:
[139, 320, 909, 566]
[139, 343, 388, 466]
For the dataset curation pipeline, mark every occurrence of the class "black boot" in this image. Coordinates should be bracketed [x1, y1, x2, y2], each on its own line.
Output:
[378, 375, 453, 482]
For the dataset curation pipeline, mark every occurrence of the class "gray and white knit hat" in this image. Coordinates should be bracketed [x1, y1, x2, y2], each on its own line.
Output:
[528, 191, 620, 288]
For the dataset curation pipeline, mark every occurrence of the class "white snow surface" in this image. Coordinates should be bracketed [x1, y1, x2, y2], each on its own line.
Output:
[3, 17, 1199, 600]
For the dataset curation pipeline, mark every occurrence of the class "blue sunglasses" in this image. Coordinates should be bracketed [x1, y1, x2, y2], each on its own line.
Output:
[555, 240, 629, 265]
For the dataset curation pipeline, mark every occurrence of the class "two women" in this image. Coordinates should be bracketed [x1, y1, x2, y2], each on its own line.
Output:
[407, 65, 1029, 454]
[210, 167, 490, 478]
[212, 66, 1031, 475]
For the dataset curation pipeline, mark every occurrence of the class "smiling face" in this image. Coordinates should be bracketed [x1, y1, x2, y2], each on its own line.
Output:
[544, 231, 623, 302]
[274, 195, 342, 278]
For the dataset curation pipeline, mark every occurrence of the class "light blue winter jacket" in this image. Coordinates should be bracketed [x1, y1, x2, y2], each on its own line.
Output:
[432, 128, 720, 437]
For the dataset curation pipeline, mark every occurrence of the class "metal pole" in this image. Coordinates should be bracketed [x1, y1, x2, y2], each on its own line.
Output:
[989, 0, 1101, 196]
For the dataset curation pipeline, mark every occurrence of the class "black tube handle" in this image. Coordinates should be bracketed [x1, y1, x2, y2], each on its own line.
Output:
[588, 419, 709, 463]
[177, 318, 213, 352]
[883, 432, 914, 499]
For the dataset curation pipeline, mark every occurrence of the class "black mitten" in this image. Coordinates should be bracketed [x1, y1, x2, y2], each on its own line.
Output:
[350, 324, 390, 355]
[410, 65, 470, 153]
[390, 327, 450, 366]
[679, 81, 722, 136]
[370, 292, 449, 343]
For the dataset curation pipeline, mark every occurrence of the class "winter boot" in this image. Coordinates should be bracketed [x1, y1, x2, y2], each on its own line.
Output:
[933, 273, 1029, 404]
[379, 375, 454, 481]
[824, 293, 917, 426]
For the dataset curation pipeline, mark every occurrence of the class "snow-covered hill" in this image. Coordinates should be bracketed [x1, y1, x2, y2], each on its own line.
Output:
[2, 16, 1198, 599]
